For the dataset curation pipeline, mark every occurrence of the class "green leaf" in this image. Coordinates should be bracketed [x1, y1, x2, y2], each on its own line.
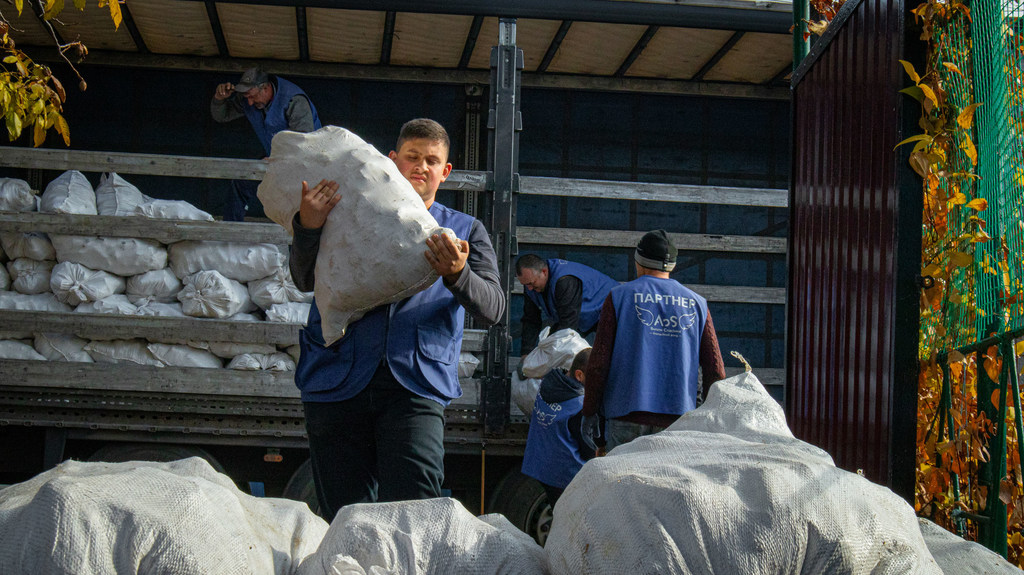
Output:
[895, 133, 932, 150]
[899, 86, 924, 102]
[2, 56, 18, 65]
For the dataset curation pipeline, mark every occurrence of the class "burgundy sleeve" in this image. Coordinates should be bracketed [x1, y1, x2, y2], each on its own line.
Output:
[582, 295, 617, 416]
[699, 311, 727, 401]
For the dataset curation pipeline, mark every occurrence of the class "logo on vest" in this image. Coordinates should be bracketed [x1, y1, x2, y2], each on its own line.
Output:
[634, 305, 697, 336]
[533, 400, 561, 427]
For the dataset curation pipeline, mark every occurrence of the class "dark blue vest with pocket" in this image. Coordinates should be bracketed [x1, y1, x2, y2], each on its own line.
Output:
[524, 259, 618, 334]
[243, 77, 321, 155]
[604, 276, 708, 419]
[294, 202, 473, 405]
[522, 393, 587, 489]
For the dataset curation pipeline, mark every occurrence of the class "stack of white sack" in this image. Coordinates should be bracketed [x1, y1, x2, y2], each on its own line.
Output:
[512, 327, 590, 415]
[0, 458, 328, 575]
[545, 371, 947, 575]
[0, 177, 38, 212]
[297, 497, 548, 575]
[258, 125, 454, 346]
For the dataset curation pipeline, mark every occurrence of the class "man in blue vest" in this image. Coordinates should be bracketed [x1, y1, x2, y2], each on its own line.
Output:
[288, 119, 504, 519]
[522, 348, 597, 506]
[581, 230, 726, 451]
[211, 66, 322, 221]
[515, 255, 618, 358]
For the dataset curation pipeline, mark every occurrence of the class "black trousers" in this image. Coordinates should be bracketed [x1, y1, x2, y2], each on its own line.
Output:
[303, 366, 446, 520]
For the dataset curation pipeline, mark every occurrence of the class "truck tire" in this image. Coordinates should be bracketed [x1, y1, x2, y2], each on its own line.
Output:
[87, 443, 225, 474]
[282, 458, 321, 516]
[488, 471, 553, 546]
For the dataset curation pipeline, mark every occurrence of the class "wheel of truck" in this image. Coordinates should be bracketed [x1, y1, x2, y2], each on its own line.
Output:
[87, 443, 225, 474]
[282, 458, 322, 516]
[489, 471, 552, 546]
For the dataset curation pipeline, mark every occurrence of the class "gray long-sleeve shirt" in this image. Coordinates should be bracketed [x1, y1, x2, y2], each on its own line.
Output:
[289, 212, 505, 326]
[210, 83, 316, 133]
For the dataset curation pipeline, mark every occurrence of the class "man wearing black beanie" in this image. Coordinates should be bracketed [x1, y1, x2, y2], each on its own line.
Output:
[581, 229, 726, 450]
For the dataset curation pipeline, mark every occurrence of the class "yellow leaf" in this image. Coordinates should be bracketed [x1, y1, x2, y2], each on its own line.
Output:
[957, 103, 983, 129]
[1015, 340, 1024, 357]
[950, 192, 967, 205]
[920, 84, 940, 109]
[108, 0, 122, 29]
[950, 252, 974, 267]
[900, 59, 922, 84]
[15, 0, 23, 15]
[943, 62, 963, 76]
[966, 198, 988, 211]
[32, 118, 45, 147]
[56, 114, 70, 146]
[961, 135, 978, 166]
[895, 133, 932, 150]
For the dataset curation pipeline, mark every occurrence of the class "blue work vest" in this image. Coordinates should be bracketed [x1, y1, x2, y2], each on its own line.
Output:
[294, 202, 474, 406]
[603, 276, 708, 420]
[522, 393, 587, 489]
[243, 77, 322, 155]
[524, 259, 618, 333]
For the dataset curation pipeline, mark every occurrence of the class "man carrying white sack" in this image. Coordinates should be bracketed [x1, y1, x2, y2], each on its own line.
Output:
[289, 119, 505, 519]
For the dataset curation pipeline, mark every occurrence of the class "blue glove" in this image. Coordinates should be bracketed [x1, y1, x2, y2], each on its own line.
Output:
[580, 414, 601, 452]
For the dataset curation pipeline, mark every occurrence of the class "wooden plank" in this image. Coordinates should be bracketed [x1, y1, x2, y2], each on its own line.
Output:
[512, 282, 784, 304]
[0, 213, 291, 245]
[517, 226, 787, 253]
[520, 176, 788, 207]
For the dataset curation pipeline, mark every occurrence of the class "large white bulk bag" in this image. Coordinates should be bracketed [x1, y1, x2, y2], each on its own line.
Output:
[1, 232, 55, 261]
[227, 352, 295, 371]
[51, 235, 168, 276]
[75, 294, 138, 315]
[135, 199, 214, 221]
[0, 458, 329, 575]
[40, 170, 96, 214]
[126, 268, 182, 304]
[918, 518, 1021, 574]
[51, 262, 126, 307]
[84, 339, 164, 366]
[0, 178, 37, 212]
[95, 172, 151, 216]
[0, 340, 47, 361]
[297, 498, 547, 575]
[258, 126, 451, 346]
[169, 241, 284, 283]
[178, 270, 253, 318]
[545, 371, 942, 575]
[7, 258, 55, 294]
[266, 301, 309, 323]
[248, 268, 311, 310]
[147, 343, 224, 369]
[34, 333, 93, 362]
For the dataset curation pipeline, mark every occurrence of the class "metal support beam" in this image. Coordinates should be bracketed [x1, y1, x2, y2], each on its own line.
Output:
[459, 15, 485, 69]
[692, 31, 744, 81]
[204, 0, 230, 57]
[120, 4, 150, 54]
[296, 7, 309, 62]
[537, 20, 571, 73]
[381, 11, 396, 65]
[483, 18, 522, 435]
[615, 25, 658, 77]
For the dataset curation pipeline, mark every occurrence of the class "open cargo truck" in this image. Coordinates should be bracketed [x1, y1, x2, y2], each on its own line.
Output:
[0, 7, 791, 543]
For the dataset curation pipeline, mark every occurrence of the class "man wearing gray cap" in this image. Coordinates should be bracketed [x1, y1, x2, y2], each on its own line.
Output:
[211, 66, 321, 221]
[581, 229, 726, 450]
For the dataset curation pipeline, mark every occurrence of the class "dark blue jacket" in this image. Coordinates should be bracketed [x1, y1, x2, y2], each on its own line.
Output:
[522, 369, 589, 489]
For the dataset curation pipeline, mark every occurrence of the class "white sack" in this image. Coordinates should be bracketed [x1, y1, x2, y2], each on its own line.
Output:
[0, 178, 37, 212]
[51, 235, 167, 277]
[95, 172, 151, 216]
[135, 300, 186, 317]
[521, 327, 589, 378]
[918, 518, 1021, 574]
[458, 351, 481, 378]
[0, 340, 47, 360]
[545, 371, 943, 575]
[0, 263, 8, 290]
[266, 301, 310, 323]
[135, 199, 214, 221]
[147, 343, 224, 369]
[40, 170, 96, 214]
[126, 268, 183, 304]
[248, 267, 311, 309]
[51, 262, 126, 307]
[1, 232, 55, 261]
[258, 126, 452, 346]
[0, 291, 71, 312]
[169, 241, 284, 283]
[34, 333, 93, 362]
[75, 294, 138, 315]
[228, 311, 262, 322]
[84, 339, 164, 366]
[227, 352, 295, 371]
[192, 341, 278, 359]
[297, 498, 547, 575]
[511, 370, 541, 416]
[285, 344, 301, 364]
[178, 270, 253, 318]
[7, 258, 55, 294]
[0, 458, 329, 575]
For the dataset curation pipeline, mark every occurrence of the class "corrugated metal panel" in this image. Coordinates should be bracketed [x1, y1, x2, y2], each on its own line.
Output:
[788, 0, 919, 498]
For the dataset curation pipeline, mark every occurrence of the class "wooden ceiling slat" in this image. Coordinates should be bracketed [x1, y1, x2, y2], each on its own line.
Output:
[217, 4, 299, 60]
[546, 21, 646, 76]
[36, 5, 136, 52]
[129, 0, 219, 56]
[6, 6, 55, 47]
[307, 9, 385, 64]
[703, 32, 791, 83]
[389, 13, 474, 68]
[625, 27, 733, 80]
[467, 18, 562, 72]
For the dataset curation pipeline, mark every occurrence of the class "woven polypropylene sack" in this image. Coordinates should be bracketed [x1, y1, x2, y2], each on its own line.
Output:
[95, 172, 151, 216]
[918, 518, 1022, 574]
[75, 294, 139, 316]
[0, 178, 37, 212]
[7, 258, 54, 295]
[50, 262, 126, 306]
[126, 268, 183, 304]
[40, 170, 96, 215]
[296, 498, 547, 575]
[169, 241, 283, 283]
[520, 327, 590, 378]
[134, 199, 214, 221]
[227, 352, 295, 371]
[258, 126, 451, 346]
[1, 232, 55, 261]
[0, 458, 329, 575]
[545, 371, 943, 575]
[51, 235, 167, 277]
[34, 333, 93, 363]
[178, 270, 253, 318]
[0, 340, 46, 360]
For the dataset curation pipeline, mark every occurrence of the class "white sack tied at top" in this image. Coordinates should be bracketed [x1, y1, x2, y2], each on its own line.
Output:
[95, 172, 151, 216]
[258, 125, 454, 346]
[0, 178, 37, 212]
[51, 235, 168, 277]
[40, 170, 96, 215]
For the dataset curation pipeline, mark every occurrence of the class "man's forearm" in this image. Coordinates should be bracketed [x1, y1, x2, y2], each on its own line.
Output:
[289, 213, 321, 291]
[447, 220, 505, 326]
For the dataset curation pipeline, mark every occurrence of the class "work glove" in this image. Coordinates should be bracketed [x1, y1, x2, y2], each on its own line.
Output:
[581, 413, 601, 452]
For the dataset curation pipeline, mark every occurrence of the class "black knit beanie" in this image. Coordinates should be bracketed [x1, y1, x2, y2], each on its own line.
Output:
[634, 229, 677, 272]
